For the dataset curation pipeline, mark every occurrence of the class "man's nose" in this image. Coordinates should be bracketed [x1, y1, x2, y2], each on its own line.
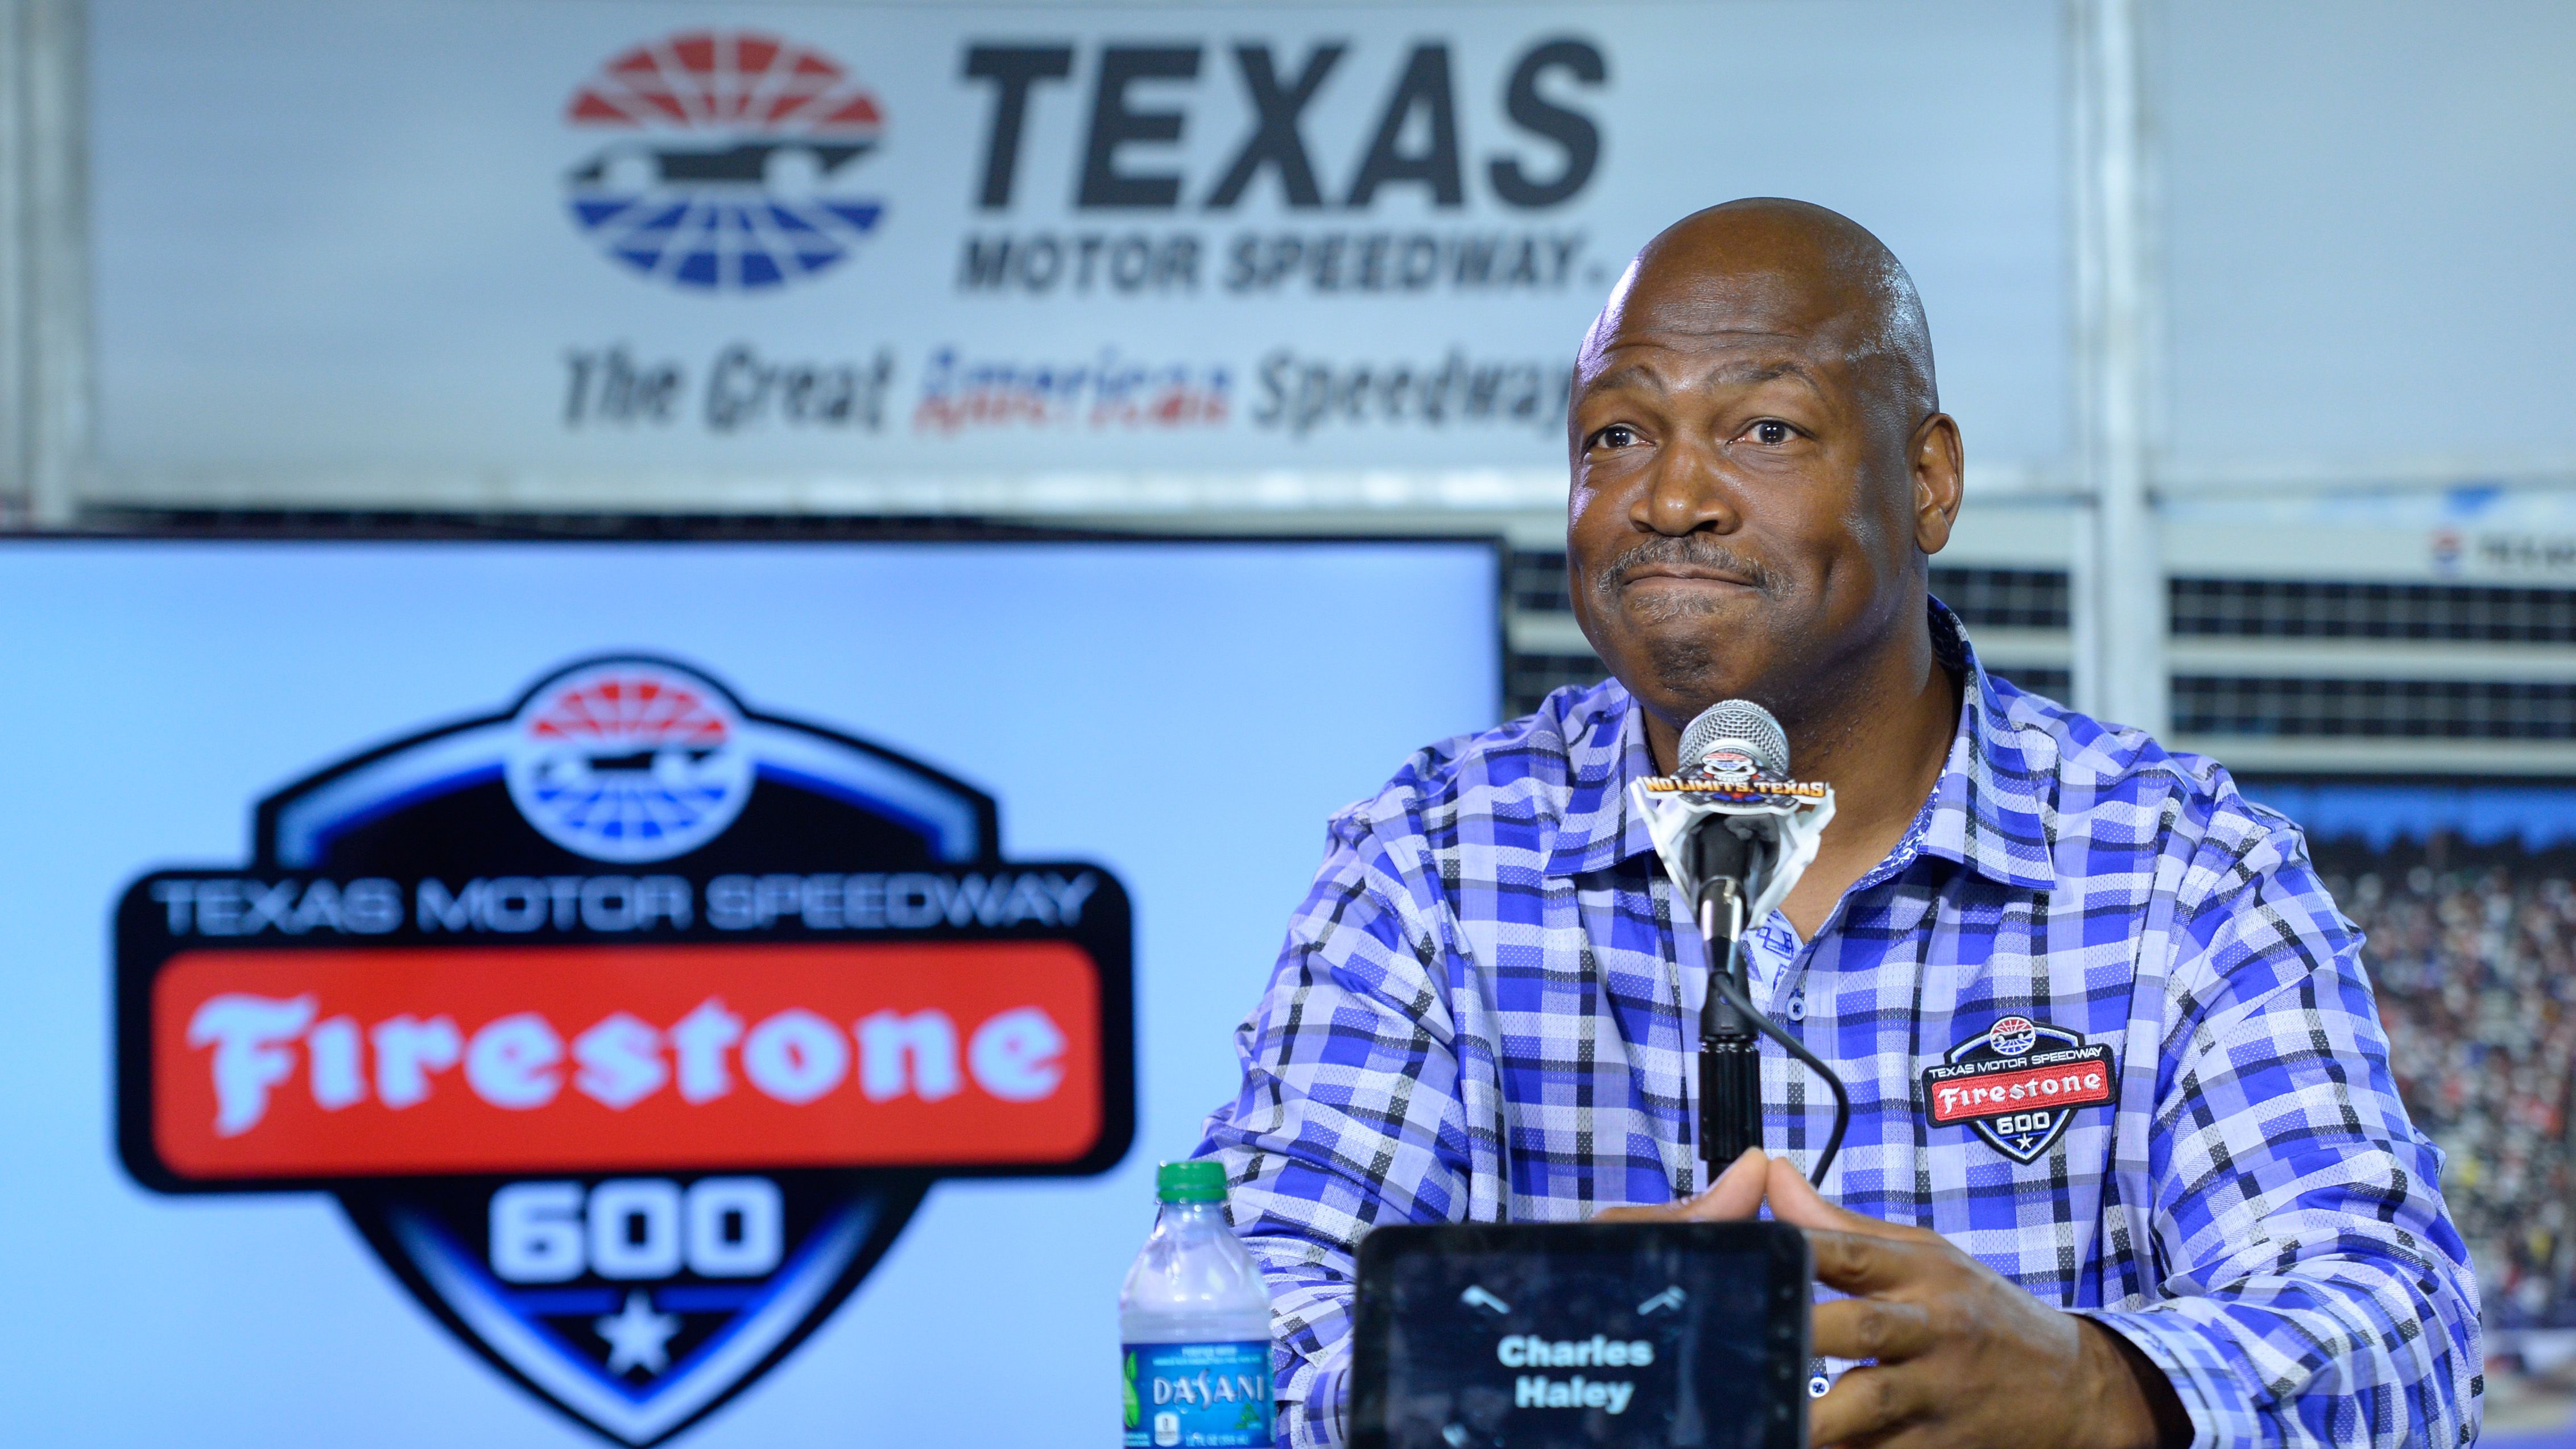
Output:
[1635, 435, 1742, 536]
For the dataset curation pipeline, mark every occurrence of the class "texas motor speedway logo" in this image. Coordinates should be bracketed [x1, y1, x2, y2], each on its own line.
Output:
[566, 31, 888, 292]
[116, 657, 1133, 1444]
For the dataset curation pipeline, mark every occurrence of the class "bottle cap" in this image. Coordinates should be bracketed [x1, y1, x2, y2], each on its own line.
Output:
[1156, 1159, 1228, 1203]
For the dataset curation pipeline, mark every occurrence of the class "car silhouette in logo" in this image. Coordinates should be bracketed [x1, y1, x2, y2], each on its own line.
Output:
[569, 139, 877, 189]
[563, 31, 887, 292]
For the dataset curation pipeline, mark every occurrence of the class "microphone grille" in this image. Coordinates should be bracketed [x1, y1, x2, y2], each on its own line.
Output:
[1676, 699, 1789, 779]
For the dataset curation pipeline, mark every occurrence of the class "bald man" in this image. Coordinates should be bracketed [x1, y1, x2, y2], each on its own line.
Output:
[1200, 200, 2479, 1448]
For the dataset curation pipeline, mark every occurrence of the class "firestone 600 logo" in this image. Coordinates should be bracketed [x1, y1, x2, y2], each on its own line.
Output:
[117, 658, 1132, 1444]
[564, 31, 889, 292]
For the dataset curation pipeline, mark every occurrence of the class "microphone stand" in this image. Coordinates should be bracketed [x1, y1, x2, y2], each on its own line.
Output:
[1697, 871, 1763, 1175]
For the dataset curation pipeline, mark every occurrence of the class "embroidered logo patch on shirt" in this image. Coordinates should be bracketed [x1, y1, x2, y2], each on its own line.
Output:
[1920, 1015, 2116, 1163]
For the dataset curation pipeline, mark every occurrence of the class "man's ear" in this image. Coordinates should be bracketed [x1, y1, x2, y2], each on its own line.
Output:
[1911, 412, 1964, 554]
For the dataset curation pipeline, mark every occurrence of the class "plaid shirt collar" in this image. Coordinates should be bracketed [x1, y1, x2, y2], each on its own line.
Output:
[1540, 599, 2056, 892]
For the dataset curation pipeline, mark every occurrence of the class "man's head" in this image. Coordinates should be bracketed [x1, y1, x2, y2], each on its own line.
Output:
[1567, 198, 1962, 746]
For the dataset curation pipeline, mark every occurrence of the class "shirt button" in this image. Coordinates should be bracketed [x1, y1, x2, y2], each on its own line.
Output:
[1786, 992, 1806, 1021]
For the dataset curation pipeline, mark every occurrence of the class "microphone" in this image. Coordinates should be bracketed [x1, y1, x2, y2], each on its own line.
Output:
[1631, 699, 1851, 1190]
[1674, 703, 1791, 1175]
[1672, 700, 1793, 987]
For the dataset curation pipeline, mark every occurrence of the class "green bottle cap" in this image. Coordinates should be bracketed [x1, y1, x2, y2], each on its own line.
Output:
[1157, 1159, 1229, 1203]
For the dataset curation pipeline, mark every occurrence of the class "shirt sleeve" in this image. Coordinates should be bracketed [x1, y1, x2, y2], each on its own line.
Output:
[2084, 826, 2483, 1449]
[1196, 804, 1498, 1449]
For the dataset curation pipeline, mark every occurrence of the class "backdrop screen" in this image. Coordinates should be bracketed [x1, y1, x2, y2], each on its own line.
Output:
[0, 538, 1500, 1448]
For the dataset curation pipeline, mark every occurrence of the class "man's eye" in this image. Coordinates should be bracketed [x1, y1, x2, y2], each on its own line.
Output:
[1591, 424, 1641, 449]
[1745, 420, 1793, 445]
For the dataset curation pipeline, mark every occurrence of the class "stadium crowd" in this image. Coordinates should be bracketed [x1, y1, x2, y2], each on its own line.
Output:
[2321, 845, 2576, 1340]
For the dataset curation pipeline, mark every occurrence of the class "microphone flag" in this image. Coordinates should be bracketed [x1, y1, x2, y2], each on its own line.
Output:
[1627, 776, 1835, 929]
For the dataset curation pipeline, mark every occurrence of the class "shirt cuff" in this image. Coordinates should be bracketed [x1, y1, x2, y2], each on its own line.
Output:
[1280, 1362, 1349, 1449]
[2081, 1307, 2257, 1449]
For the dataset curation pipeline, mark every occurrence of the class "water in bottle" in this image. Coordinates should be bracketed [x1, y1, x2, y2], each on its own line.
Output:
[1120, 1160, 1275, 1448]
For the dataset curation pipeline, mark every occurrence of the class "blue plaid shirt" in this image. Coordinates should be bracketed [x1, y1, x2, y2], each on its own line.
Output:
[1201, 605, 2480, 1448]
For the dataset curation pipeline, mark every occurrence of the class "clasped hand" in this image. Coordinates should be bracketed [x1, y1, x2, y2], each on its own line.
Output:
[1597, 1150, 2182, 1449]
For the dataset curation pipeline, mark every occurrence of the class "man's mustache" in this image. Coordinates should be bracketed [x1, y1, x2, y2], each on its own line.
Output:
[1591, 537, 1778, 597]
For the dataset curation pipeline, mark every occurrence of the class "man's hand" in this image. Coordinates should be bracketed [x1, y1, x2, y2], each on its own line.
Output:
[1593, 1146, 1772, 1224]
[1597, 1153, 2186, 1449]
[1769, 1161, 2184, 1449]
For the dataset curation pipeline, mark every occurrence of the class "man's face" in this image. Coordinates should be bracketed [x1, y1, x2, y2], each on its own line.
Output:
[1566, 262, 1926, 732]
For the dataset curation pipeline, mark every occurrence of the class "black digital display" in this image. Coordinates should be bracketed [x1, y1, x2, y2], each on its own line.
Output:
[1351, 1222, 1809, 1449]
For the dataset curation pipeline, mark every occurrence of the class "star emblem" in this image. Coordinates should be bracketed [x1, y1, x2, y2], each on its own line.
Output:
[595, 1289, 681, 1376]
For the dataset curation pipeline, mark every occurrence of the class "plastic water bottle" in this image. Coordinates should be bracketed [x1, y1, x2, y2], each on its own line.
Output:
[1120, 1160, 1275, 1448]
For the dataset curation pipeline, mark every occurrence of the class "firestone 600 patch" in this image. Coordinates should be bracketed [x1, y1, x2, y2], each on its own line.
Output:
[117, 656, 1133, 1446]
[1918, 1015, 2115, 1164]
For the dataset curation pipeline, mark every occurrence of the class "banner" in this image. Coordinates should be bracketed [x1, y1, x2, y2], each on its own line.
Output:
[85, 0, 2065, 510]
[0, 539, 1499, 1446]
